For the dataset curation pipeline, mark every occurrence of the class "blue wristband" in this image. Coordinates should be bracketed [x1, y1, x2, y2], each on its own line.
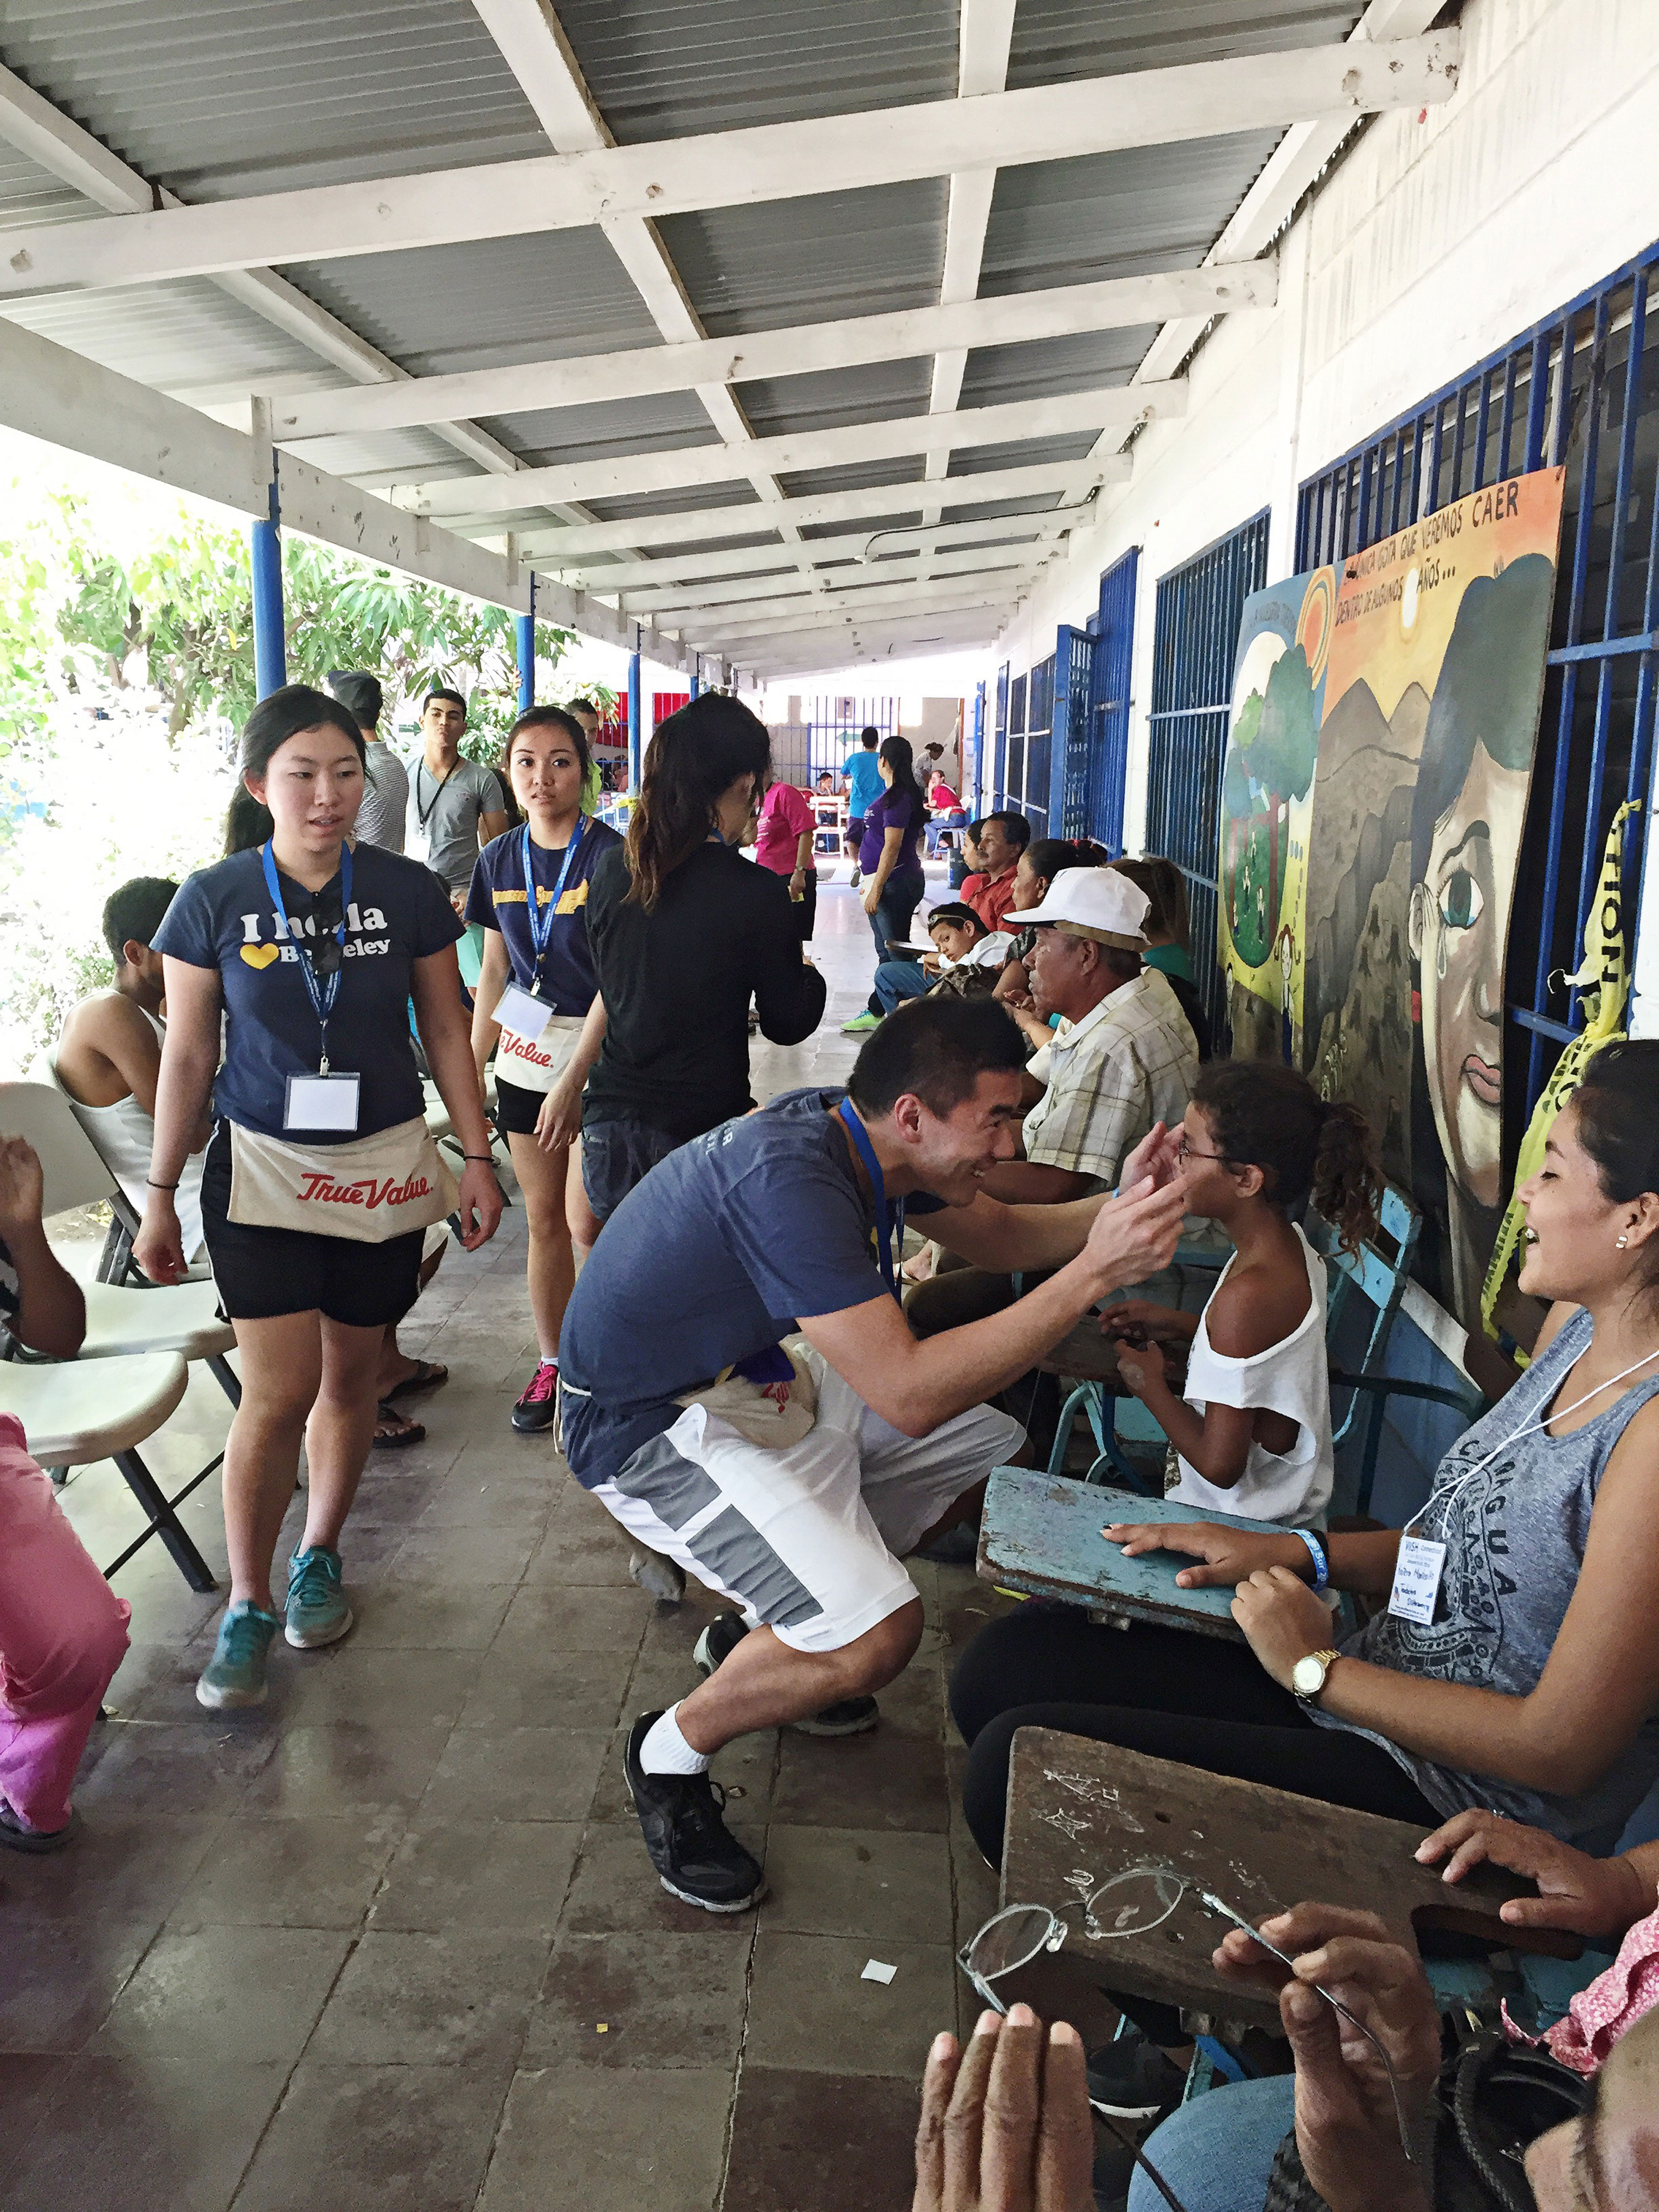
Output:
[1290, 1528, 1329, 1592]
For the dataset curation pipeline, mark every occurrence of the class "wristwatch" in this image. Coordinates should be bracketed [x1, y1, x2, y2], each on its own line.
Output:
[1291, 1648, 1341, 1702]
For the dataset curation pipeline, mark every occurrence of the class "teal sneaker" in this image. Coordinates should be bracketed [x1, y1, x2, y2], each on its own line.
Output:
[195, 1602, 281, 1710]
[284, 1545, 354, 1649]
[841, 1011, 882, 1035]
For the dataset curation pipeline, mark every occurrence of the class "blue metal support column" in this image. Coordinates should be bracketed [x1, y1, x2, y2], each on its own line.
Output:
[689, 657, 701, 700]
[249, 472, 286, 699]
[627, 639, 643, 790]
[972, 681, 986, 814]
[515, 573, 536, 715]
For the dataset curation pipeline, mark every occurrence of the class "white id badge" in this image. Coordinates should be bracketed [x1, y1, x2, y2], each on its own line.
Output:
[494, 982, 552, 1041]
[1387, 1534, 1447, 1624]
[285, 1072, 362, 1132]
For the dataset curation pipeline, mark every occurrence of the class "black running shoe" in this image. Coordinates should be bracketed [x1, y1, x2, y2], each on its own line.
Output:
[692, 1612, 879, 1737]
[1084, 2030, 1188, 2119]
[623, 1711, 767, 1913]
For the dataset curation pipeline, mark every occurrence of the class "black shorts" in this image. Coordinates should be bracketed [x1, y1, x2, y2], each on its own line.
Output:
[201, 1124, 426, 1328]
[580, 1117, 682, 1226]
[494, 1073, 551, 1137]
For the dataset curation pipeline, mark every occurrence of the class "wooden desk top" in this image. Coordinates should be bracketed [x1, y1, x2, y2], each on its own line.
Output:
[1002, 1730, 1576, 2030]
[980, 1466, 1290, 1639]
[1034, 1317, 1125, 1384]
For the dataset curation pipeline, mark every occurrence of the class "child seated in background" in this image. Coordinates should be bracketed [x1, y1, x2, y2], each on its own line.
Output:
[1105, 1060, 1380, 1527]
[55, 877, 208, 1262]
[863, 901, 1012, 1023]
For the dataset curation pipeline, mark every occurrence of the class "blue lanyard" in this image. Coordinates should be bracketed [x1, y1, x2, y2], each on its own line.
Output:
[260, 840, 352, 1072]
[837, 1097, 905, 1303]
[522, 819, 584, 986]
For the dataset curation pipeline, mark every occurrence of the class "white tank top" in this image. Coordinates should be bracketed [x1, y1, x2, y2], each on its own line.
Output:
[62, 1004, 207, 1262]
[1165, 1222, 1333, 1527]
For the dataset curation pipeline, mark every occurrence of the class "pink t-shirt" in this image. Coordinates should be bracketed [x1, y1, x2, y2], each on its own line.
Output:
[755, 781, 816, 875]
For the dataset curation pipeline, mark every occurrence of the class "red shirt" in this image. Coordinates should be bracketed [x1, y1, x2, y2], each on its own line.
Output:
[962, 867, 1018, 931]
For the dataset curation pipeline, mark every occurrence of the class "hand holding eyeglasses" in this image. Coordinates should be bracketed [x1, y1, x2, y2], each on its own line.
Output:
[1211, 1902, 1440, 2212]
[912, 2004, 1095, 2212]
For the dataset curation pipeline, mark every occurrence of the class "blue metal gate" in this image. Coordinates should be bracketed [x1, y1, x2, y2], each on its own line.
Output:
[993, 662, 1009, 809]
[1086, 549, 1139, 854]
[1297, 235, 1659, 1121]
[1051, 623, 1096, 835]
[1147, 513, 1271, 1049]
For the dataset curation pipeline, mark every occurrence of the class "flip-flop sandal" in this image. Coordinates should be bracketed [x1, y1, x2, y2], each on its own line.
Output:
[381, 1360, 448, 1404]
[372, 1403, 427, 1449]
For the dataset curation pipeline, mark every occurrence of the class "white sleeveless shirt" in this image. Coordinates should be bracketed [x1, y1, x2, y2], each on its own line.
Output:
[1165, 1223, 1333, 1527]
[62, 1004, 207, 1262]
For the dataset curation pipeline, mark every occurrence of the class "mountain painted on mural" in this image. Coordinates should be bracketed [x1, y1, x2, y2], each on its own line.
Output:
[1303, 676, 1431, 1186]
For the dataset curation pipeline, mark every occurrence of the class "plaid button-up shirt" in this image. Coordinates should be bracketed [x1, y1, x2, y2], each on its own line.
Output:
[1022, 966, 1200, 1188]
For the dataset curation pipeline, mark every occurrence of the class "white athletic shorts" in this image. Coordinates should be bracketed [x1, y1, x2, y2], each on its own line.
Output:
[591, 1348, 1024, 1653]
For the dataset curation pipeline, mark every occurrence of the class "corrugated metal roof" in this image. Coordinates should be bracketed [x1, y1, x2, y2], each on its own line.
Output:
[959, 325, 1152, 410]
[0, 1, 547, 201]
[946, 435, 1102, 476]
[488, 390, 721, 470]
[657, 180, 946, 337]
[1007, 0, 1360, 87]
[779, 458, 944, 501]
[281, 232, 664, 382]
[552, 0, 958, 144]
[0, 140, 91, 231]
[4, 274, 324, 395]
[980, 134, 1288, 296]
[735, 359, 933, 441]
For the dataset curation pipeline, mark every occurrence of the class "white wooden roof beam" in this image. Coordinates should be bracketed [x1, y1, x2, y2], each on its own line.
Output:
[550, 506, 1085, 593]
[919, 0, 1019, 562]
[0, 60, 551, 492]
[0, 37, 1460, 296]
[1107, 0, 1455, 452]
[622, 541, 1041, 620]
[747, 614, 1002, 677]
[407, 384, 1182, 518]
[269, 262, 1271, 442]
[0, 310, 693, 671]
[686, 579, 1020, 645]
[510, 458, 1126, 560]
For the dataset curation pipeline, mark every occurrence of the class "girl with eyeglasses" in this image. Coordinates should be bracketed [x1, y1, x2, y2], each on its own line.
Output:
[1103, 1059, 1381, 1528]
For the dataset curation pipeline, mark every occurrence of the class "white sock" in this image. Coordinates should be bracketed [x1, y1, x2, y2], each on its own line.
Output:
[639, 1702, 710, 1776]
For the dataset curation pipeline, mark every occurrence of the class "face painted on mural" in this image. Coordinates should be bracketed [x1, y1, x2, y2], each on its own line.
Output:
[1410, 739, 1531, 1211]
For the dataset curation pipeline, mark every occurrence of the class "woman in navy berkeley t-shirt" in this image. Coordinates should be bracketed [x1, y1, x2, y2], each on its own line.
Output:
[465, 707, 621, 1434]
[854, 736, 929, 1018]
[137, 685, 503, 1715]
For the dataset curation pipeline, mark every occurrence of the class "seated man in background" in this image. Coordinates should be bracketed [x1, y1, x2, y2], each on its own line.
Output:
[56, 878, 208, 1263]
[0, 1134, 132, 1853]
[556, 996, 1186, 1913]
[906, 869, 1198, 1336]
[960, 809, 1029, 933]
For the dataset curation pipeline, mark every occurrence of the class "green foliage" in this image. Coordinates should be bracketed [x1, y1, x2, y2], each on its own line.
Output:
[1222, 746, 1253, 822]
[1250, 646, 1319, 803]
[46, 498, 576, 747]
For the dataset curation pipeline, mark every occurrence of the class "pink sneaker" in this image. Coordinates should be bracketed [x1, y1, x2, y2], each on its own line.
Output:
[512, 1359, 560, 1435]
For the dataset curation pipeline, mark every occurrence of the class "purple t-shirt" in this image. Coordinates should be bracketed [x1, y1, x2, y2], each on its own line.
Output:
[859, 788, 924, 879]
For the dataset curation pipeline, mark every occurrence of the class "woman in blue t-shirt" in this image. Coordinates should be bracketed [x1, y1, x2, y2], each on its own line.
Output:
[136, 685, 503, 1714]
[857, 736, 929, 1013]
[466, 706, 621, 1435]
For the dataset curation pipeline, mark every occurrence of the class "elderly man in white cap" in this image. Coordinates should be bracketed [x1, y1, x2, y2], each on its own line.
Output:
[906, 866, 1199, 1335]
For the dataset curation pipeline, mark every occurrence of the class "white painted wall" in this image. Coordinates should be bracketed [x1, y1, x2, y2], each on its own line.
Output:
[986, 0, 1659, 856]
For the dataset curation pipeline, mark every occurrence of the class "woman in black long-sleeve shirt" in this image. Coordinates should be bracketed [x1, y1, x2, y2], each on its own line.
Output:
[536, 695, 826, 1238]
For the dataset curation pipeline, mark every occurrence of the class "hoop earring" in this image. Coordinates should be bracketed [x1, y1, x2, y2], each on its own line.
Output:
[1617, 1234, 1630, 1250]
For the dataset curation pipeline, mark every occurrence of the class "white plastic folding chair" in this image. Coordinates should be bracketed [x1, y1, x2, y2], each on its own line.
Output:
[0, 1351, 211, 1587]
[0, 1080, 238, 1588]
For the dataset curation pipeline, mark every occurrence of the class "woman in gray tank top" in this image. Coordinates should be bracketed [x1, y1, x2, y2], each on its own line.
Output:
[953, 1041, 1659, 1880]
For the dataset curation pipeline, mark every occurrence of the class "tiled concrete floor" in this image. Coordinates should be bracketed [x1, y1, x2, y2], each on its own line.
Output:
[3, 873, 1014, 2212]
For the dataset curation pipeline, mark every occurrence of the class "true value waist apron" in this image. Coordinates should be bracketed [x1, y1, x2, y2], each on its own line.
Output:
[227, 1115, 457, 1244]
[494, 1009, 586, 1094]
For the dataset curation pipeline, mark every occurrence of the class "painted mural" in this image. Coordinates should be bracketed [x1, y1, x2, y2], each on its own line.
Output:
[1218, 567, 1334, 1066]
[1300, 467, 1566, 1326]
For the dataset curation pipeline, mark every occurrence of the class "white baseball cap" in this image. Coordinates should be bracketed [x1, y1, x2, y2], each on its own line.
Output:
[1015, 867, 1150, 950]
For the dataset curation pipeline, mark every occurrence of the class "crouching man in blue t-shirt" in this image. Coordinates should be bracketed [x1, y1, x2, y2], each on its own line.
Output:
[556, 994, 1188, 1913]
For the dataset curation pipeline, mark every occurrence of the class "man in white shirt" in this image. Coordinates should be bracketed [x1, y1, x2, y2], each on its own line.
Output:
[329, 672, 408, 853]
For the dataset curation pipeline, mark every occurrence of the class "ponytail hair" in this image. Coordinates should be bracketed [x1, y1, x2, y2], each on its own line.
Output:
[1192, 1061, 1382, 1256]
[879, 734, 928, 823]
[1024, 836, 1110, 889]
[1111, 855, 1191, 948]
[625, 693, 771, 910]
